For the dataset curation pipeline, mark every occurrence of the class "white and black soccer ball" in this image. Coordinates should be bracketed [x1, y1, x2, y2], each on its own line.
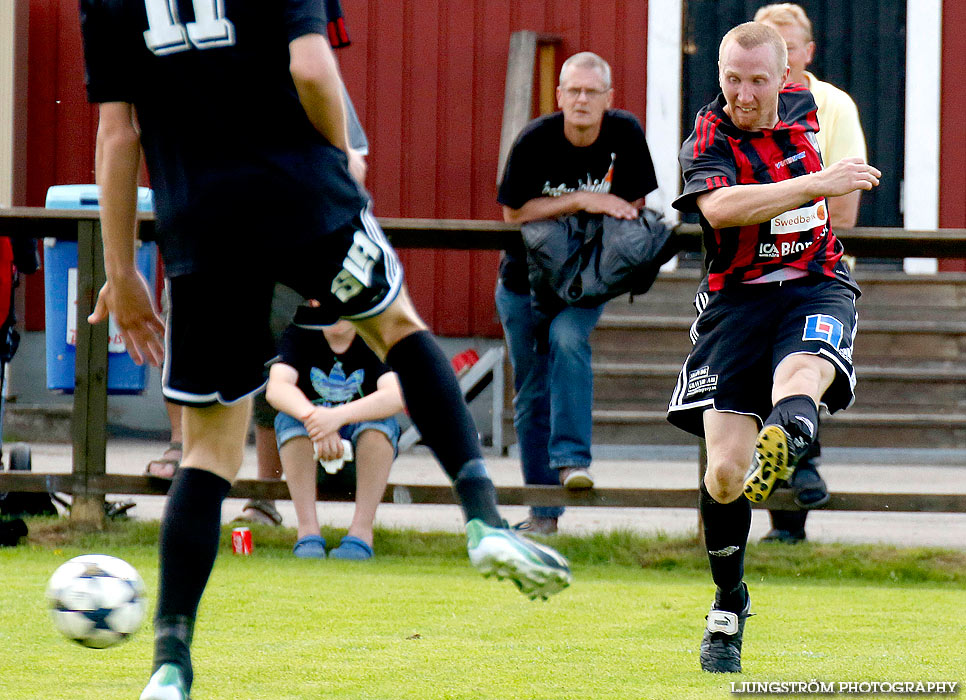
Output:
[46, 554, 146, 649]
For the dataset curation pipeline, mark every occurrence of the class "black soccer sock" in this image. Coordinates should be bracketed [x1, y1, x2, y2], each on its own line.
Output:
[153, 615, 195, 690]
[386, 332, 503, 526]
[765, 394, 819, 462]
[153, 467, 231, 689]
[700, 480, 751, 613]
[385, 331, 484, 475]
[453, 459, 503, 527]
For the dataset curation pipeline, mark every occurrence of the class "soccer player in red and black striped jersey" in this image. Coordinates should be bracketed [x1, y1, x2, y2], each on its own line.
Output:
[667, 22, 880, 674]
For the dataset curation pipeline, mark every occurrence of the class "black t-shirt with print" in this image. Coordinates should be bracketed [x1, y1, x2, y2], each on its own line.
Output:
[496, 109, 657, 293]
[277, 325, 389, 408]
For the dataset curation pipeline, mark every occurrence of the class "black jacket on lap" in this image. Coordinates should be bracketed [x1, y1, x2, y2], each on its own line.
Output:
[522, 209, 677, 351]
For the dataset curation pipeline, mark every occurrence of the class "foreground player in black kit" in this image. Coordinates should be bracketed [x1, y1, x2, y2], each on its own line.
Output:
[667, 21, 879, 673]
[80, 2, 570, 698]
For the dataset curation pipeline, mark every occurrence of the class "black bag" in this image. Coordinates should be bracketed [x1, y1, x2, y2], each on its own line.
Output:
[11, 237, 40, 276]
[0, 517, 27, 547]
[523, 208, 678, 309]
[0, 490, 57, 518]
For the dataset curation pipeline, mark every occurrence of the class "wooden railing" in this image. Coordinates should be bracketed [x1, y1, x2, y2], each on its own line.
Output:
[0, 207, 964, 525]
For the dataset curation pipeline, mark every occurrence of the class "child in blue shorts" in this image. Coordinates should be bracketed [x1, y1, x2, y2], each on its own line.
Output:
[267, 305, 404, 560]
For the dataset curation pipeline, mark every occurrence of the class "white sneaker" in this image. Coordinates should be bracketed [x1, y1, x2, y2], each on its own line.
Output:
[559, 467, 594, 490]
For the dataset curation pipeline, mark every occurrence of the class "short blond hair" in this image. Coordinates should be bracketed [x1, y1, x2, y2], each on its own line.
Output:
[719, 21, 788, 74]
[754, 3, 813, 41]
[559, 52, 612, 90]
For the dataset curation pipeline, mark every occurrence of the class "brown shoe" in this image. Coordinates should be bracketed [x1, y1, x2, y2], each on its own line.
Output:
[558, 467, 594, 490]
[232, 499, 283, 527]
[512, 516, 559, 535]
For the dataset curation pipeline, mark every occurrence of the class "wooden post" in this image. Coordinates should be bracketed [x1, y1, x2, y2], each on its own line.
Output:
[0, 1, 28, 209]
[70, 220, 108, 527]
[497, 30, 537, 187]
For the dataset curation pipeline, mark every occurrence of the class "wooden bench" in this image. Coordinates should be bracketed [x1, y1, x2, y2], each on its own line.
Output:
[0, 208, 964, 524]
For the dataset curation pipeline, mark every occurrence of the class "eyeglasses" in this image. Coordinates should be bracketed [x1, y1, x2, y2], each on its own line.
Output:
[561, 86, 610, 99]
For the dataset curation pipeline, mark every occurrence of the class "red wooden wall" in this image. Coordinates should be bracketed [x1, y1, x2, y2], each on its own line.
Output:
[21, 0, 650, 335]
[23, 0, 98, 328]
[939, 0, 966, 270]
[335, 0, 650, 336]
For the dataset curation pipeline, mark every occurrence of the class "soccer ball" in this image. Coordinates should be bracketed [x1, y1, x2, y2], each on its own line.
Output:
[46, 554, 146, 649]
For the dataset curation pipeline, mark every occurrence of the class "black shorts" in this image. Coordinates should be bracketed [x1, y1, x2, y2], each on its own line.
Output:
[667, 277, 858, 438]
[162, 203, 403, 406]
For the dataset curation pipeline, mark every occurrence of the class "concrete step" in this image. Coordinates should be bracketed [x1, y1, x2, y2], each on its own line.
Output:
[591, 316, 966, 364]
[503, 271, 966, 451]
[851, 305, 966, 322]
[606, 270, 966, 320]
[584, 410, 966, 449]
[854, 271, 966, 307]
[591, 362, 966, 412]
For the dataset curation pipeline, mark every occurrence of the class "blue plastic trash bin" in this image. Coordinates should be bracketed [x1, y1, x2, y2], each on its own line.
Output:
[44, 185, 157, 394]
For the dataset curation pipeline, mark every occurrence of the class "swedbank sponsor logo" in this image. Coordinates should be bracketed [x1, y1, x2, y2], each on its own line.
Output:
[770, 199, 827, 236]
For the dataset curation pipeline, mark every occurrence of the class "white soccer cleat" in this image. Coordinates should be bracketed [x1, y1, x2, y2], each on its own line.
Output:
[140, 663, 189, 700]
[466, 519, 572, 600]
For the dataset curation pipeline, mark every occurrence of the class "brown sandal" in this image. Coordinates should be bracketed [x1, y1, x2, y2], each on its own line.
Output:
[145, 441, 182, 479]
[232, 499, 283, 527]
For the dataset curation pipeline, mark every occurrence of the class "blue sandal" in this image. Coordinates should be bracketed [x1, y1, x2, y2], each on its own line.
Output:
[293, 534, 327, 559]
[328, 535, 373, 560]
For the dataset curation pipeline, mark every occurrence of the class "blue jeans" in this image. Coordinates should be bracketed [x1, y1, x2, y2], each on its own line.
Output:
[495, 281, 604, 519]
[274, 410, 400, 455]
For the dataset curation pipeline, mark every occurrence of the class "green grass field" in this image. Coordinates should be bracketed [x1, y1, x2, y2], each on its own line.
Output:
[1, 519, 964, 699]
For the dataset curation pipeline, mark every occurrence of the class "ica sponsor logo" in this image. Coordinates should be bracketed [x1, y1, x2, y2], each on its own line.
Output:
[758, 239, 815, 259]
[770, 199, 827, 236]
[758, 243, 780, 258]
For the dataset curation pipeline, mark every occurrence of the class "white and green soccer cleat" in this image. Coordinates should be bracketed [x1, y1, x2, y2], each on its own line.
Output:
[140, 663, 190, 700]
[466, 519, 572, 600]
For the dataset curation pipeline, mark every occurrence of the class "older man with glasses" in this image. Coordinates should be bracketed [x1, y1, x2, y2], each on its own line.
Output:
[496, 51, 657, 534]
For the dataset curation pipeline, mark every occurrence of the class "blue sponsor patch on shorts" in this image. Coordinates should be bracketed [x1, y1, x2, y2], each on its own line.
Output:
[802, 314, 844, 349]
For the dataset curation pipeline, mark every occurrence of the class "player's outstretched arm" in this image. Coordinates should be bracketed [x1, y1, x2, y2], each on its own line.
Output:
[697, 157, 880, 229]
[813, 157, 881, 199]
[90, 102, 164, 367]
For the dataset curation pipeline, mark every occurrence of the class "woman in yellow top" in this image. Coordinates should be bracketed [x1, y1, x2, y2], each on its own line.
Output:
[754, 3, 870, 543]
